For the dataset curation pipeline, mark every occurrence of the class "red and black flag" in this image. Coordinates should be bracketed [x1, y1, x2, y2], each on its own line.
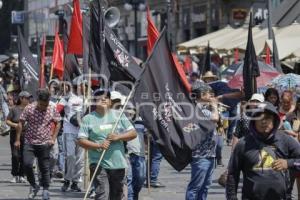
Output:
[67, 0, 83, 55]
[134, 29, 214, 171]
[146, 6, 190, 92]
[62, 32, 82, 81]
[17, 27, 39, 97]
[146, 6, 159, 56]
[243, 14, 260, 101]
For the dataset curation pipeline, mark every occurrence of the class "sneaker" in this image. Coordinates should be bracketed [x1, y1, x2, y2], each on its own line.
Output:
[55, 171, 63, 179]
[61, 180, 70, 192]
[19, 176, 27, 183]
[70, 182, 82, 192]
[42, 189, 50, 200]
[150, 181, 166, 188]
[28, 185, 40, 199]
[88, 189, 96, 199]
[10, 176, 17, 183]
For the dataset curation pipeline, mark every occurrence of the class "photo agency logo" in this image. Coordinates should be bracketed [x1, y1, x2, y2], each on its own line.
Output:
[50, 74, 266, 124]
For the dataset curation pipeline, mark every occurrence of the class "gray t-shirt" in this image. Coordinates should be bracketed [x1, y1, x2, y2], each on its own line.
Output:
[127, 118, 146, 157]
[7, 106, 24, 133]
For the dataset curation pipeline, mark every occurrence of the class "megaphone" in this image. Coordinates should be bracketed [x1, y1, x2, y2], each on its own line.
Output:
[104, 7, 120, 28]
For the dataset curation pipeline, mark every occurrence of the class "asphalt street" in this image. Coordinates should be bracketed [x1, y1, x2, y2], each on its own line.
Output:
[0, 134, 286, 200]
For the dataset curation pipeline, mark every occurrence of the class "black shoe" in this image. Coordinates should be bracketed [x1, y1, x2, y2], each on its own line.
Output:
[61, 180, 70, 192]
[55, 171, 63, 179]
[70, 182, 81, 192]
[150, 182, 166, 188]
[217, 159, 224, 167]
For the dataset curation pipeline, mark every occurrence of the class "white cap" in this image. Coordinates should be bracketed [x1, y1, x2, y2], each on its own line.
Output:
[250, 93, 265, 103]
[111, 91, 126, 105]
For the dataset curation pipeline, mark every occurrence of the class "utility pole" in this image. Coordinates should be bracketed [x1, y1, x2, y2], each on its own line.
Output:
[267, 0, 272, 39]
[166, 0, 172, 50]
[206, 0, 211, 33]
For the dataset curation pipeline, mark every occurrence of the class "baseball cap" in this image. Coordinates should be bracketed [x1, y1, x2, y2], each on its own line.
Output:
[250, 93, 265, 103]
[19, 91, 32, 98]
[191, 81, 212, 94]
[48, 79, 60, 86]
[111, 91, 126, 105]
[93, 88, 111, 98]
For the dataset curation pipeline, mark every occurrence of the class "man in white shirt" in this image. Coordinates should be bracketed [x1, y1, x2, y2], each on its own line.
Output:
[61, 76, 87, 192]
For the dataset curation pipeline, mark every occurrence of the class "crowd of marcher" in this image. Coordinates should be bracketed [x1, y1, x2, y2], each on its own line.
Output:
[0, 74, 167, 200]
[2, 67, 300, 200]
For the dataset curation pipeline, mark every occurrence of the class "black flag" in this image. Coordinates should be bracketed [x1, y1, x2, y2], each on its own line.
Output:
[88, 0, 142, 89]
[134, 30, 214, 171]
[62, 32, 82, 81]
[243, 14, 260, 101]
[89, 0, 110, 81]
[104, 24, 142, 83]
[271, 28, 283, 73]
[201, 41, 211, 76]
[18, 27, 39, 97]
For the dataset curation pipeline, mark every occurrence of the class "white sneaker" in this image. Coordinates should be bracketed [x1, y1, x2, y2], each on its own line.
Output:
[42, 189, 50, 200]
[28, 185, 40, 199]
[19, 176, 27, 183]
[10, 176, 17, 183]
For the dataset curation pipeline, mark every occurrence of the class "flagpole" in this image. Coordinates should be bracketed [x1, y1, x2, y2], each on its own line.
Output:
[147, 132, 151, 194]
[83, 86, 136, 200]
[83, 68, 92, 190]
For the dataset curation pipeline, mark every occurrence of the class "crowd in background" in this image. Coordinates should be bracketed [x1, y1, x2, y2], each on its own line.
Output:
[1, 53, 300, 200]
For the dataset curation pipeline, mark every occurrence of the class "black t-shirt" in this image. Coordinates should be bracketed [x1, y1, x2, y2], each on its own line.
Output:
[7, 106, 24, 133]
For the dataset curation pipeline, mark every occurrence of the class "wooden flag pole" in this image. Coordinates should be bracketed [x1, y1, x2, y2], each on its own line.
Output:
[83, 69, 92, 190]
[83, 87, 136, 200]
[147, 133, 151, 194]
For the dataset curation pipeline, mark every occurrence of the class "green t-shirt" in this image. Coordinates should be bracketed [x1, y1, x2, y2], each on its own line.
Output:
[78, 110, 134, 169]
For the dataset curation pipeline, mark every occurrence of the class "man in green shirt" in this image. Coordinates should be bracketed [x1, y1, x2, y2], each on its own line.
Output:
[78, 89, 137, 200]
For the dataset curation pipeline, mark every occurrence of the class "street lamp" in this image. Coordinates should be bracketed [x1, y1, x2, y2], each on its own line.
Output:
[0, 0, 3, 9]
[55, 6, 67, 36]
[124, 0, 145, 57]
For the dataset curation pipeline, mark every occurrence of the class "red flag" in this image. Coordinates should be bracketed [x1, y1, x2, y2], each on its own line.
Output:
[265, 44, 271, 65]
[234, 48, 239, 64]
[51, 32, 64, 80]
[172, 54, 191, 92]
[147, 6, 190, 92]
[39, 34, 46, 88]
[67, 0, 83, 55]
[184, 55, 192, 74]
[146, 7, 159, 56]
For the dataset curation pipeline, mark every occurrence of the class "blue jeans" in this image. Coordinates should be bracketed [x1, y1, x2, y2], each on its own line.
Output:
[186, 158, 215, 200]
[127, 154, 146, 200]
[150, 141, 163, 183]
[216, 135, 223, 161]
[226, 107, 238, 142]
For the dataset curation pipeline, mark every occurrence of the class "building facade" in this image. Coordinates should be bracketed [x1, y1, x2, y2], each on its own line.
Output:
[0, 0, 285, 57]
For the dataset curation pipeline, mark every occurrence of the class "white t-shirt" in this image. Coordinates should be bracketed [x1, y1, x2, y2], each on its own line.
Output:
[63, 93, 84, 134]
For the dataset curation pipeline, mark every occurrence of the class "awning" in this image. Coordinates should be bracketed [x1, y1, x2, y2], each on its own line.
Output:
[178, 22, 300, 60]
